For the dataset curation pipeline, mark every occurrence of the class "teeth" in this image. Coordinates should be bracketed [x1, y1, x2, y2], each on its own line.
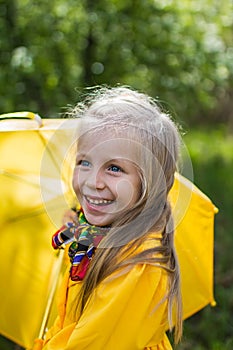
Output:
[87, 197, 112, 205]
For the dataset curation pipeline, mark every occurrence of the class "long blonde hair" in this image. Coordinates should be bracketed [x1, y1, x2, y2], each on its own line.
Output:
[70, 86, 183, 343]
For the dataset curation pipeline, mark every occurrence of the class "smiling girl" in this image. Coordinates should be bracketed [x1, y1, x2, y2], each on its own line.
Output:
[43, 86, 183, 350]
[73, 134, 142, 227]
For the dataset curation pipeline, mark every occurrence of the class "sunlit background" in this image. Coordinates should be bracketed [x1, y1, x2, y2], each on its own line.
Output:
[0, 0, 233, 349]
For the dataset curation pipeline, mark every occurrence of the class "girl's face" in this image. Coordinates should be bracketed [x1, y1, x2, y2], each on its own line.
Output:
[72, 133, 142, 226]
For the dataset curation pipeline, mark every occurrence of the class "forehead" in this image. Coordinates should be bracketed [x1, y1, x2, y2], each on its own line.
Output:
[77, 129, 142, 163]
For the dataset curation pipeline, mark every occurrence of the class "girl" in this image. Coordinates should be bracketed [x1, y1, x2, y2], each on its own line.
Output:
[43, 86, 183, 350]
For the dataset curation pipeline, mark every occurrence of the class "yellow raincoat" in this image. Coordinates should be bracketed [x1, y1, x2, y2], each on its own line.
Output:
[43, 234, 173, 350]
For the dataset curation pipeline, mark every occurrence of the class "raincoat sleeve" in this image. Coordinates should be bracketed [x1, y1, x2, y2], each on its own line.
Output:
[64, 263, 169, 350]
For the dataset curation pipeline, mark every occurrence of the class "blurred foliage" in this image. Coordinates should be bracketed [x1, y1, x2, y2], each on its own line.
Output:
[0, 0, 233, 126]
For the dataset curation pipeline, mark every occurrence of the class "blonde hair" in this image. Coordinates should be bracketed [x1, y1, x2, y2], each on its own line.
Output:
[70, 86, 183, 343]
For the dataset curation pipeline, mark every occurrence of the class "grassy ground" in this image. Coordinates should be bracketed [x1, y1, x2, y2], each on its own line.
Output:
[1, 128, 233, 349]
[0, 337, 22, 350]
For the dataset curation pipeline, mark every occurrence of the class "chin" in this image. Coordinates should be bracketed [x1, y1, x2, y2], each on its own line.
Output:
[84, 213, 111, 227]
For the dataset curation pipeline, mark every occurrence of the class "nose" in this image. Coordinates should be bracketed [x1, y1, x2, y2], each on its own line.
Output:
[85, 168, 105, 190]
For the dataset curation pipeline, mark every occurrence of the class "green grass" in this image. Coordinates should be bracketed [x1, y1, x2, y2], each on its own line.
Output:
[0, 337, 22, 350]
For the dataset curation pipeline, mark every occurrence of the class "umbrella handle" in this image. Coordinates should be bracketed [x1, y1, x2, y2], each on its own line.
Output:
[0, 111, 42, 126]
[37, 249, 65, 341]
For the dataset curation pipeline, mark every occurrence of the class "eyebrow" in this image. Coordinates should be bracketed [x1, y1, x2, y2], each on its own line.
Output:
[76, 151, 86, 157]
[106, 158, 133, 164]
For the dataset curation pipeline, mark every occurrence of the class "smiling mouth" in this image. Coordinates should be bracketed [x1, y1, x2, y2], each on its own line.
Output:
[85, 196, 114, 206]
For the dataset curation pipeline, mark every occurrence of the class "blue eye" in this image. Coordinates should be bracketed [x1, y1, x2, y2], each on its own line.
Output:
[108, 165, 122, 173]
[80, 160, 91, 167]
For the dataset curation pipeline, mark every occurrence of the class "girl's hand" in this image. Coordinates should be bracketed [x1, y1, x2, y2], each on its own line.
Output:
[62, 209, 78, 225]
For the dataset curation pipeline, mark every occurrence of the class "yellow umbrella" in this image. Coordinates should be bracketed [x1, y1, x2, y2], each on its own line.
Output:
[0, 112, 217, 349]
[171, 173, 217, 319]
[0, 112, 78, 349]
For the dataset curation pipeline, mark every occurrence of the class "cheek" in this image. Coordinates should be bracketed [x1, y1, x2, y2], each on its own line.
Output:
[115, 179, 139, 206]
[72, 169, 81, 193]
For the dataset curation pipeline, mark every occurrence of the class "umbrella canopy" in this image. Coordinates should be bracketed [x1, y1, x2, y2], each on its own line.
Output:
[0, 112, 217, 349]
[170, 173, 217, 320]
[0, 113, 78, 349]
